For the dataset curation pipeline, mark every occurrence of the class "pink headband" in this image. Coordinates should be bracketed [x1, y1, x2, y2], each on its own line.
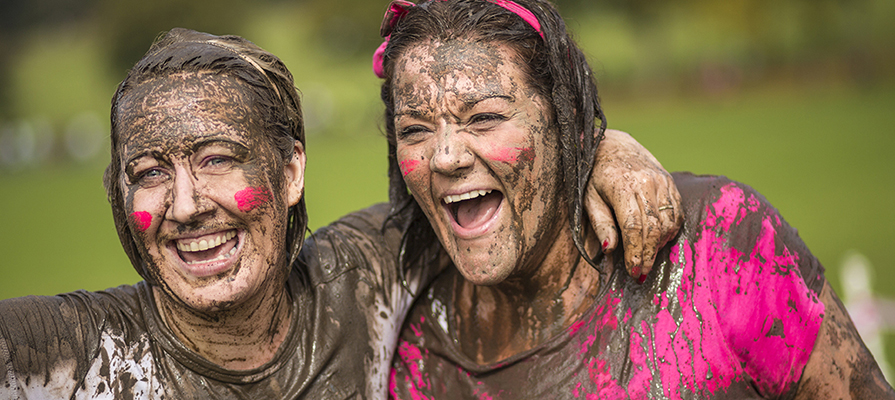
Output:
[372, 0, 544, 78]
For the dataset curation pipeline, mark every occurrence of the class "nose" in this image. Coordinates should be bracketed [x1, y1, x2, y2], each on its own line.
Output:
[167, 166, 211, 224]
[430, 123, 474, 176]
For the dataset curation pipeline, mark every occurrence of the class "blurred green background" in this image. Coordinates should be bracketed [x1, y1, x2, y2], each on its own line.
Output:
[1, 0, 893, 376]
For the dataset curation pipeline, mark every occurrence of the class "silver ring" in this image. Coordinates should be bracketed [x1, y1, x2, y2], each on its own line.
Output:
[658, 205, 674, 211]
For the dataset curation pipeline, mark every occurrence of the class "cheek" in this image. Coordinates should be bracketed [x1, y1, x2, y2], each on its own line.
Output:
[484, 146, 535, 165]
[398, 159, 421, 177]
[130, 211, 153, 232]
[234, 186, 272, 212]
[396, 147, 428, 193]
[126, 187, 166, 235]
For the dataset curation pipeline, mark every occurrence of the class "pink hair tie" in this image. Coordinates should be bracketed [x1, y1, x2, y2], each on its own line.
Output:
[372, 0, 544, 78]
[489, 0, 543, 39]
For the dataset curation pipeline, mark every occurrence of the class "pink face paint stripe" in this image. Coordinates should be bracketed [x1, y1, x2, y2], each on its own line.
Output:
[489, 147, 533, 164]
[234, 186, 272, 212]
[399, 159, 421, 176]
[131, 211, 152, 232]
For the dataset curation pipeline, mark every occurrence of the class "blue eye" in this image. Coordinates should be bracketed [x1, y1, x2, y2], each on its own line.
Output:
[135, 168, 167, 186]
[205, 156, 233, 168]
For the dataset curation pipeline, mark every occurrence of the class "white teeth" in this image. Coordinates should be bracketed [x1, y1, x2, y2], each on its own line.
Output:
[176, 230, 236, 253]
[444, 189, 492, 205]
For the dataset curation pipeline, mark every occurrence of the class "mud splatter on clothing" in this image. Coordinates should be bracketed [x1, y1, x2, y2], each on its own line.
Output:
[0, 204, 435, 399]
[389, 173, 826, 399]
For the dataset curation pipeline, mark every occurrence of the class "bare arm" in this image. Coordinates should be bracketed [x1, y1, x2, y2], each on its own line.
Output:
[794, 281, 895, 399]
[585, 129, 683, 280]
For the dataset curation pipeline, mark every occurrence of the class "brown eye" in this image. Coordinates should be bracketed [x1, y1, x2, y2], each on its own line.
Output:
[469, 113, 506, 126]
[398, 125, 430, 140]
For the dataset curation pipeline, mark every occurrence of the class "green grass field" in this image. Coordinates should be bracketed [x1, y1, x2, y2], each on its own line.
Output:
[1, 81, 893, 369]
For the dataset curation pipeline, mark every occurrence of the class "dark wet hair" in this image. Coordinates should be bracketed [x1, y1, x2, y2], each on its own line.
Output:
[379, 0, 607, 271]
[103, 28, 307, 284]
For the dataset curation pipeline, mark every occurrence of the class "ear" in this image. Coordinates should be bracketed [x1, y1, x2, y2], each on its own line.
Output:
[284, 141, 306, 207]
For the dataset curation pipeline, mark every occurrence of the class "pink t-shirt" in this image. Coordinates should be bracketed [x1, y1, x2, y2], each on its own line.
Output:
[390, 173, 826, 399]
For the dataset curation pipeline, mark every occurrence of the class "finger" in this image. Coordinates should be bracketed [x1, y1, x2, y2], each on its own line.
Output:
[656, 175, 684, 247]
[639, 189, 663, 277]
[617, 190, 645, 279]
[585, 189, 618, 254]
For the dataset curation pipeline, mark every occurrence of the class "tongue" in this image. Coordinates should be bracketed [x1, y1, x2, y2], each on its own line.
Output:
[179, 238, 236, 263]
[456, 192, 501, 228]
[181, 248, 220, 263]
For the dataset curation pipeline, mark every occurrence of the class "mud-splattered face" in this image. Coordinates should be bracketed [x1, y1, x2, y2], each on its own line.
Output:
[393, 40, 567, 285]
[116, 72, 303, 311]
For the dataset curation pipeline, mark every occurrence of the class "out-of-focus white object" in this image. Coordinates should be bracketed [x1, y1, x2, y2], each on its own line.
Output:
[841, 250, 893, 382]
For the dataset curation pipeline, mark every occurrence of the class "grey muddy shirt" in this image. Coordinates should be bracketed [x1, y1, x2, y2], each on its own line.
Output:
[0, 204, 436, 399]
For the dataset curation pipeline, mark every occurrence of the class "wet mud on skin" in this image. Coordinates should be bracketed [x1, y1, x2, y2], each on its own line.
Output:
[793, 281, 895, 399]
[113, 72, 295, 369]
[392, 39, 602, 365]
[119, 73, 285, 286]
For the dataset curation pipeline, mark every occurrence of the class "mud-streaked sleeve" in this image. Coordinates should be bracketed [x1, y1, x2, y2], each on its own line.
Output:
[690, 176, 825, 398]
[0, 291, 110, 399]
[298, 203, 444, 399]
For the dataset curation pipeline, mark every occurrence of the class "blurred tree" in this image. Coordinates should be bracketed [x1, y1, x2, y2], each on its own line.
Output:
[94, 0, 255, 74]
[0, 0, 99, 118]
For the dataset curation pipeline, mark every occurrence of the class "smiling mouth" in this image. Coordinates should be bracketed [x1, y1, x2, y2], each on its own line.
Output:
[444, 189, 503, 230]
[174, 230, 238, 265]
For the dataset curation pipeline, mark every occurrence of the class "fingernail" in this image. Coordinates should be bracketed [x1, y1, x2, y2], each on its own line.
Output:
[638, 274, 647, 284]
[602, 240, 609, 250]
[632, 264, 641, 278]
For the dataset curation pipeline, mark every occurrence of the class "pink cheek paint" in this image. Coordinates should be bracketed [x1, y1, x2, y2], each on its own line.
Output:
[131, 211, 152, 232]
[399, 159, 421, 177]
[234, 186, 272, 212]
[488, 147, 533, 164]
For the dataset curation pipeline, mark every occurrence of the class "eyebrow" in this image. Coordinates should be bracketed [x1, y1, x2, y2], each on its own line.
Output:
[124, 150, 162, 179]
[395, 94, 515, 118]
[394, 109, 428, 119]
[190, 138, 249, 154]
[460, 93, 514, 109]
[124, 149, 158, 169]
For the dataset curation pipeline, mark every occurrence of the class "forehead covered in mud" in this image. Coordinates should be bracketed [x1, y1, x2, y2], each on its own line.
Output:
[391, 39, 546, 117]
[115, 71, 270, 161]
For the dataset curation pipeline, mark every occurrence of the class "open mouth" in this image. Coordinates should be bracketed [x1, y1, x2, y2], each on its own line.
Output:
[443, 189, 503, 231]
[174, 230, 239, 266]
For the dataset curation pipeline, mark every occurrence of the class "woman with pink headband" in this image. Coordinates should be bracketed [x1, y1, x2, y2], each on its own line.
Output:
[0, 27, 683, 399]
[376, 0, 894, 398]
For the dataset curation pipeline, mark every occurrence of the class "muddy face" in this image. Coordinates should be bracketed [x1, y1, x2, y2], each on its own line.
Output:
[116, 72, 302, 312]
[392, 40, 568, 286]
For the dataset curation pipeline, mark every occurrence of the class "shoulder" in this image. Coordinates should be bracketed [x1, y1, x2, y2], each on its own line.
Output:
[672, 172, 824, 291]
[298, 203, 401, 284]
[0, 283, 148, 398]
[669, 172, 827, 396]
[0, 284, 143, 335]
[672, 172, 765, 217]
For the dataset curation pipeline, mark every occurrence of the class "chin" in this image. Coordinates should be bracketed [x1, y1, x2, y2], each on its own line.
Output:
[454, 259, 515, 286]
